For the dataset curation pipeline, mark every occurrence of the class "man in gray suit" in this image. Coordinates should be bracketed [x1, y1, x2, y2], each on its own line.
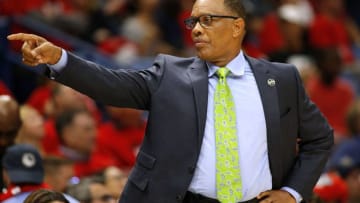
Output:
[8, 0, 333, 202]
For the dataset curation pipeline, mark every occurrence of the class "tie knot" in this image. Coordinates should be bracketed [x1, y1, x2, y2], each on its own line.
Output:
[216, 67, 230, 79]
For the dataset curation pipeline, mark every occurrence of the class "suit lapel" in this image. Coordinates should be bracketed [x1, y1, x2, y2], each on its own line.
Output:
[187, 58, 209, 151]
[246, 56, 282, 188]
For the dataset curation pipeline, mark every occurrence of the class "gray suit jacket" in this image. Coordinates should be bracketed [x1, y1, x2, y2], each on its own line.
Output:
[49, 53, 333, 203]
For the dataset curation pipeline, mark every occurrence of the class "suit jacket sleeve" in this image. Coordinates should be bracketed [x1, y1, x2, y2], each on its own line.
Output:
[46, 52, 165, 110]
[285, 66, 334, 200]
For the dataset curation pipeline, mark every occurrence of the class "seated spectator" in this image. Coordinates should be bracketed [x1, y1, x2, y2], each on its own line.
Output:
[313, 172, 348, 203]
[327, 137, 360, 203]
[24, 189, 70, 203]
[243, 12, 267, 59]
[97, 107, 145, 169]
[98, 166, 128, 200]
[306, 48, 355, 140]
[16, 105, 45, 154]
[66, 177, 116, 203]
[121, 0, 175, 58]
[45, 84, 98, 119]
[267, 3, 312, 63]
[0, 144, 78, 203]
[345, 99, 360, 138]
[258, 0, 314, 55]
[0, 95, 21, 189]
[26, 79, 57, 116]
[43, 156, 74, 193]
[309, 0, 358, 64]
[42, 84, 100, 155]
[54, 109, 116, 177]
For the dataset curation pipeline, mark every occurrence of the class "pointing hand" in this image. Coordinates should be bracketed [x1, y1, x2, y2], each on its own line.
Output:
[7, 33, 62, 66]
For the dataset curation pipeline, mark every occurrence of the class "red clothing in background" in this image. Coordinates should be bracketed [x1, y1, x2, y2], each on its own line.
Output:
[72, 148, 117, 177]
[97, 122, 145, 169]
[42, 119, 116, 177]
[0, 0, 73, 16]
[309, 14, 354, 63]
[306, 77, 355, 136]
[27, 85, 51, 116]
[42, 119, 60, 155]
[0, 81, 12, 96]
[258, 13, 285, 55]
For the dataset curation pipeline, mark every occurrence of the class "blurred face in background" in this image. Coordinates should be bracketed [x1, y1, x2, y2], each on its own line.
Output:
[138, 0, 160, 11]
[320, 0, 344, 15]
[45, 163, 74, 192]
[104, 166, 128, 199]
[52, 85, 86, 114]
[346, 169, 360, 202]
[89, 183, 116, 203]
[0, 96, 20, 154]
[19, 105, 44, 141]
[63, 112, 96, 155]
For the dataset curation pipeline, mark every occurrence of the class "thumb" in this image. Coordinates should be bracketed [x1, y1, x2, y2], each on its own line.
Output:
[31, 42, 61, 64]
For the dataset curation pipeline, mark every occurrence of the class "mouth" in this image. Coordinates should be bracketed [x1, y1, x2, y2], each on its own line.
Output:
[194, 40, 208, 47]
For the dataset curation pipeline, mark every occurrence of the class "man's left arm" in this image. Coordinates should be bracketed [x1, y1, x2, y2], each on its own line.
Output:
[281, 66, 334, 201]
[257, 66, 333, 203]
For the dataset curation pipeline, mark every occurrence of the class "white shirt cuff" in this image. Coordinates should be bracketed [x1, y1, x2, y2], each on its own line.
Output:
[47, 49, 68, 78]
[281, 187, 303, 203]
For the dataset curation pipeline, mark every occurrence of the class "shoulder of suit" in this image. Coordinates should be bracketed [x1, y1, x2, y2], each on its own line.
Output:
[246, 55, 297, 73]
[155, 54, 202, 68]
[156, 54, 198, 62]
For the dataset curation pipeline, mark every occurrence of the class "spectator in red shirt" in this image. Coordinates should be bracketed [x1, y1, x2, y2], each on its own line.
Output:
[26, 79, 56, 116]
[309, 0, 357, 64]
[41, 84, 101, 155]
[258, 0, 314, 56]
[54, 109, 116, 177]
[306, 48, 355, 141]
[313, 172, 348, 203]
[97, 107, 145, 170]
[16, 105, 45, 155]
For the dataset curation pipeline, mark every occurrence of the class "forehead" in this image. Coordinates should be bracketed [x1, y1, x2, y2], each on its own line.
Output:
[191, 0, 228, 16]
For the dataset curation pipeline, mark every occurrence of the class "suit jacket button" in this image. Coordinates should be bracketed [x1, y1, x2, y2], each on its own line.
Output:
[188, 166, 195, 174]
[176, 195, 183, 201]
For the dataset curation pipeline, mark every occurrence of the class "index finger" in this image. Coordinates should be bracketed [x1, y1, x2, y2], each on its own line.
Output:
[7, 33, 46, 42]
[257, 190, 271, 199]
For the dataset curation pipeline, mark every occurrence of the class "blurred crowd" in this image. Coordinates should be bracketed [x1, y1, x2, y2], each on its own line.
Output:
[1, 0, 360, 202]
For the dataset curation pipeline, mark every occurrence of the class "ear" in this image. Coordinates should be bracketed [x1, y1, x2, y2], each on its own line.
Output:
[233, 18, 245, 38]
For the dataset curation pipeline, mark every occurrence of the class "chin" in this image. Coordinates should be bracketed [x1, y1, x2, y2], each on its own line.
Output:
[196, 50, 211, 61]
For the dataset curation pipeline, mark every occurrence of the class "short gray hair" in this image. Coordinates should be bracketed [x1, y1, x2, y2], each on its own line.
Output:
[224, 0, 246, 18]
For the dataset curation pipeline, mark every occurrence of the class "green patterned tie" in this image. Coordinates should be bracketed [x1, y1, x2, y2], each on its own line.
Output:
[214, 67, 242, 203]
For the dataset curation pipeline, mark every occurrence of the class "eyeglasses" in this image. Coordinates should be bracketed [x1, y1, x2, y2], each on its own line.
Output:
[184, 14, 240, 30]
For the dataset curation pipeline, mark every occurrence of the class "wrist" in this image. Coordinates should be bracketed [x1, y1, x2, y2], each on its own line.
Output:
[281, 187, 302, 203]
[50, 45, 62, 65]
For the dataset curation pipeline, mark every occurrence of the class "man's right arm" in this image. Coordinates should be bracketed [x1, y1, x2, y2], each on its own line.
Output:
[7, 33, 164, 110]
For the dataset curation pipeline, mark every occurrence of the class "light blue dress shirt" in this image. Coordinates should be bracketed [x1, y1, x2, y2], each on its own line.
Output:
[49, 50, 302, 202]
[188, 51, 272, 201]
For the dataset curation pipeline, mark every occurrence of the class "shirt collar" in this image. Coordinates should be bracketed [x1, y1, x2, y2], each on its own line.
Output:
[207, 51, 246, 78]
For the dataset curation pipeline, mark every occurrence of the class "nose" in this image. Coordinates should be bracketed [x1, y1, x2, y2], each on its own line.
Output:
[191, 22, 203, 38]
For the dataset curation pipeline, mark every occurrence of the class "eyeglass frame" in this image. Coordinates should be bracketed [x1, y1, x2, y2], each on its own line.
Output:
[184, 14, 240, 30]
